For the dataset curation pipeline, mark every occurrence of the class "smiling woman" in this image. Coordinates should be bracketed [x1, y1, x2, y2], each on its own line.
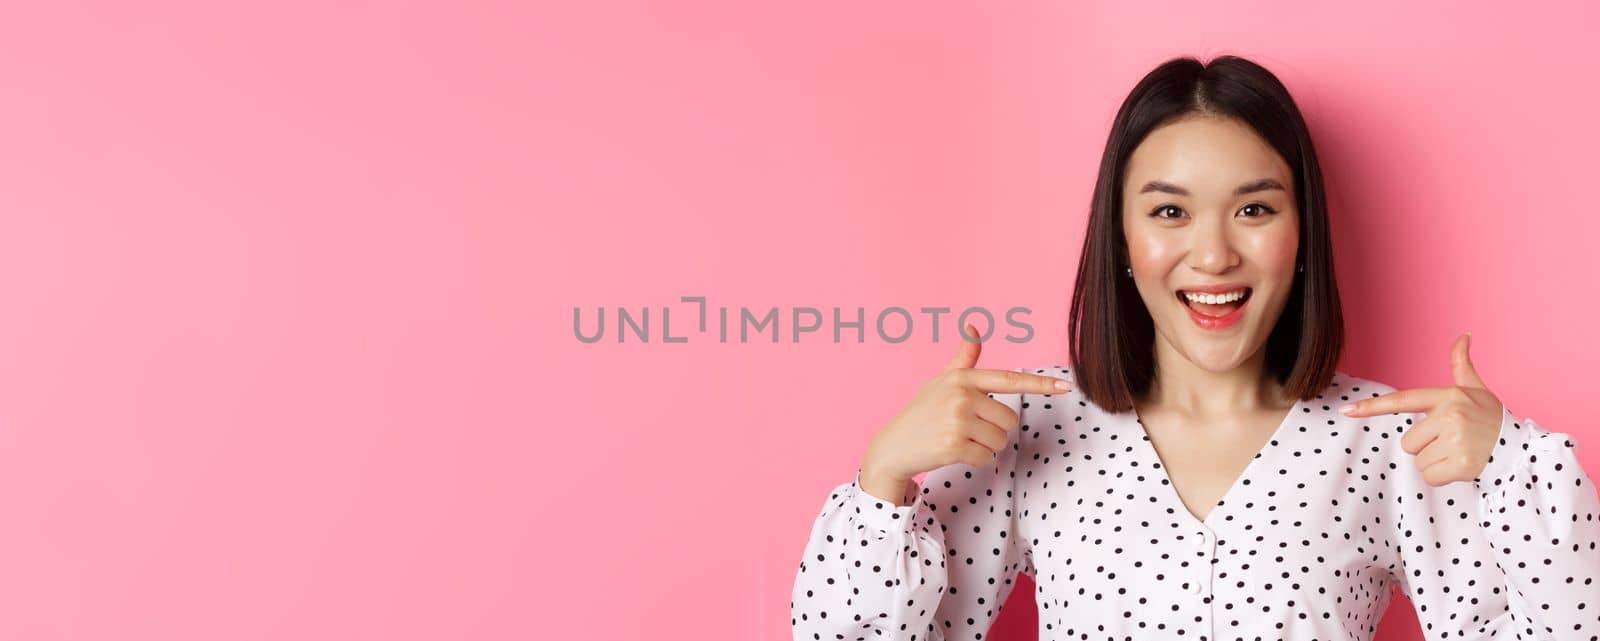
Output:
[790, 55, 1600, 641]
[1070, 57, 1340, 416]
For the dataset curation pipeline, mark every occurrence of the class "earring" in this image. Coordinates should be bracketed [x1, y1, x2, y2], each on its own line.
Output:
[1297, 264, 1304, 273]
[1125, 266, 1133, 277]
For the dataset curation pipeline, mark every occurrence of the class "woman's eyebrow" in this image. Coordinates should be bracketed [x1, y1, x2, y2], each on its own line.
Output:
[1233, 178, 1286, 195]
[1137, 178, 1287, 196]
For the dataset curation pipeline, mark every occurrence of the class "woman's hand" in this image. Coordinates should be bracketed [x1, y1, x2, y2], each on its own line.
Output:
[1339, 333, 1506, 486]
[858, 323, 1073, 503]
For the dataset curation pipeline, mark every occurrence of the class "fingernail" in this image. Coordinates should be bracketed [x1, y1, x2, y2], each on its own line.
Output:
[1054, 379, 1072, 391]
[1340, 404, 1356, 416]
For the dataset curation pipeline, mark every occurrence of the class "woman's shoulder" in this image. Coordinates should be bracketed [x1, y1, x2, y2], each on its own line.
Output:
[1319, 369, 1428, 452]
[1292, 370, 1419, 425]
[1017, 363, 1074, 381]
[1323, 369, 1403, 399]
[1014, 363, 1096, 417]
[1320, 370, 1425, 422]
[1007, 364, 1097, 460]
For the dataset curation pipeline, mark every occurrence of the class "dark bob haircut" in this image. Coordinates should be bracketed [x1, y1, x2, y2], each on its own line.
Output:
[1067, 55, 1344, 413]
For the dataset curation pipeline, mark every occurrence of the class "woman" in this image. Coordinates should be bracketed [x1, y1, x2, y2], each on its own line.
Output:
[790, 55, 1600, 641]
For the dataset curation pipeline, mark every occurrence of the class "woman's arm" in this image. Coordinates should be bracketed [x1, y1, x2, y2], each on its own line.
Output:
[1389, 405, 1600, 640]
[790, 376, 1036, 641]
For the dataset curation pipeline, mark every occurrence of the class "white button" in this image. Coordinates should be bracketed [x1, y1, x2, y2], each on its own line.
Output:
[1188, 581, 1203, 594]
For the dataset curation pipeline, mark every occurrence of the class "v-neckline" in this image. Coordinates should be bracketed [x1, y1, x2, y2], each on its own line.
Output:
[1128, 395, 1306, 529]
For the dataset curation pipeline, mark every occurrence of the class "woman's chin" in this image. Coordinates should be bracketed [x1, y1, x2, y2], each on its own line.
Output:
[1172, 326, 1262, 370]
[1174, 348, 1240, 372]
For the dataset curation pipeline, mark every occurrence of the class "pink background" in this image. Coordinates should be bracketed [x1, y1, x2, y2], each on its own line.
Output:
[0, 1, 1595, 640]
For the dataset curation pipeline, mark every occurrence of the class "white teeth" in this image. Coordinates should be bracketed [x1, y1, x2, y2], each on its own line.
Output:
[1183, 289, 1247, 305]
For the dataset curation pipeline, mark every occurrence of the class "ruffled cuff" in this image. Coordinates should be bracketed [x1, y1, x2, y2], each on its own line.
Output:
[849, 468, 922, 534]
[1473, 404, 1536, 487]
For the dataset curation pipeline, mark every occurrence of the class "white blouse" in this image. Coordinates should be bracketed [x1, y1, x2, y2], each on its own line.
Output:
[790, 367, 1600, 641]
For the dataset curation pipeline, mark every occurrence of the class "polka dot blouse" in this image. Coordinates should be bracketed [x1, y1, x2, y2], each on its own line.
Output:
[790, 368, 1600, 640]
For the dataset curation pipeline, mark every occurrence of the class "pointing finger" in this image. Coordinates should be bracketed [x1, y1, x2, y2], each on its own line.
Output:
[1341, 387, 1450, 418]
[961, 368, 1073, 394]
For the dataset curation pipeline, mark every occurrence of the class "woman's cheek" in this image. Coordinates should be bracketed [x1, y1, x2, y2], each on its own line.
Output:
[1247, 221, 1299, 271]
[1126, 235, 1180, 272]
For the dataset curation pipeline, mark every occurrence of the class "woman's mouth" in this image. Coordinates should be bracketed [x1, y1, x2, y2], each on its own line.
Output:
[1176, 287, 1252, 330]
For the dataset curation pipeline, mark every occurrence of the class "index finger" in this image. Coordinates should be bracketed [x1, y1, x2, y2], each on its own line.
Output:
[958, 368, 1072, 394]
[1342, 387, 1450, 418]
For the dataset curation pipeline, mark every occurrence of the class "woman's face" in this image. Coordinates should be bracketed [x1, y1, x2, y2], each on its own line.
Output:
[1120, 114, 1300, 374]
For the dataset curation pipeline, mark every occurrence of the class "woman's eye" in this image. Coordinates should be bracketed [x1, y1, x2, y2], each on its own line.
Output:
[1148, 203, 1278, 219]
[1239, 203, 1278, 218]
[1150, 205, 1183, 219]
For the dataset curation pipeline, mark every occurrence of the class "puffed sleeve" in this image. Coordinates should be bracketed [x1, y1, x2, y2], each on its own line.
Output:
[1387, 404, 1600, 640]
[790, 369, 1036, 641]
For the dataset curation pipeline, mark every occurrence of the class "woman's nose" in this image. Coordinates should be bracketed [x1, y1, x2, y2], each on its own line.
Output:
[1185, 221, 1239, 274]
